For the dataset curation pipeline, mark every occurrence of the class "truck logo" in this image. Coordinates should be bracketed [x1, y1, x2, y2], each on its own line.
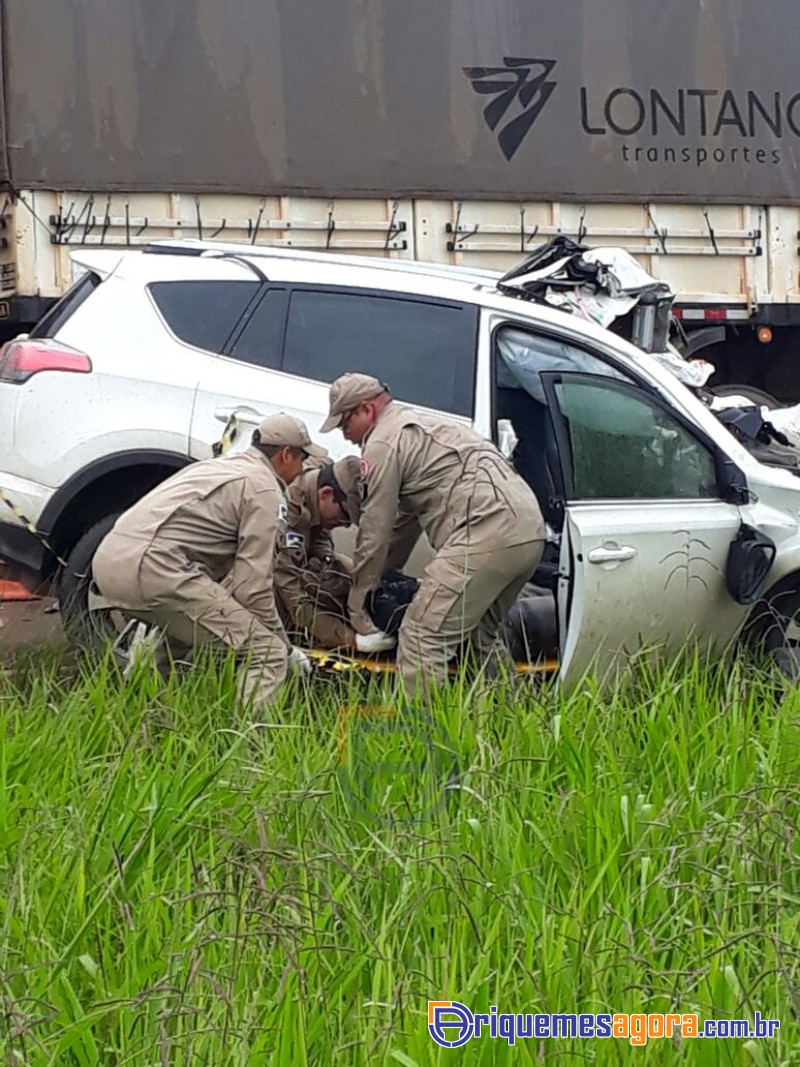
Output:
[463, 57, 558, 160]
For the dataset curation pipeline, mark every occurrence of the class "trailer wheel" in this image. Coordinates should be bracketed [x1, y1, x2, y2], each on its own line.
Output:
[713, 383, 781, 408]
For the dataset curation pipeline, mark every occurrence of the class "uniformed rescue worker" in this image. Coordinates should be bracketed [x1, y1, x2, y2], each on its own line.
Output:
[275, 455, 365, 649]
[92, 413, 326, 709]
[320, 373, 546, 692]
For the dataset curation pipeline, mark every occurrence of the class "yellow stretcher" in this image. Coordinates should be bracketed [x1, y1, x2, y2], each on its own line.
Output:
[305, 648, 559, 676]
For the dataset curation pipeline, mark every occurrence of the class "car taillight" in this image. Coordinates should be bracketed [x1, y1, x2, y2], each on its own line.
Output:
[0, 339, 93, 383]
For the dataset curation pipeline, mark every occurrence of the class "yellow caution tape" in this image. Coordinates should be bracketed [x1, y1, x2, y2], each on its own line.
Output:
[0, 488, 37, 534]
[212, 414, 241, 457]
[0, 488, 76, 571]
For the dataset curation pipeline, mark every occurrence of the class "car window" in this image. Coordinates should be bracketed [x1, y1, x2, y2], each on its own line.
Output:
[30, 271, 101, 338]
[227, 288, 287, 369]
[149, 280, 260, 353]
[551, 376, 718, 500]
[282, 289, 478, 416]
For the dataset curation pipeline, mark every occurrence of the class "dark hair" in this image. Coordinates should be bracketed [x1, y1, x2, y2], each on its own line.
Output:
[317, 462, 350, 519]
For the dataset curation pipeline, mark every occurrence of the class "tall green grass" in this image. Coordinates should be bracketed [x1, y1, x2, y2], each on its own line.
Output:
[0, 650, 796, 1065]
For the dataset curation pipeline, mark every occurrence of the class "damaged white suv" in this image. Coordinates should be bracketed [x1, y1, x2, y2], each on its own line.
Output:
[0, 237, 799, 682]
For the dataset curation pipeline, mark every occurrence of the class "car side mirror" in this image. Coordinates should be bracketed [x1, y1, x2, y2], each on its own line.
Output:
[725, 523, 777, 605]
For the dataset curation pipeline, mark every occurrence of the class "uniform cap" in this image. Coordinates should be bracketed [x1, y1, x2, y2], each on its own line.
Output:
[320, 373, 389, 433]
[256, 412, 327, 458]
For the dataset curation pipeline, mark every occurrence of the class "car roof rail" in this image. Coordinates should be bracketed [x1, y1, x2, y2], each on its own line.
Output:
[143, 243, 269, 282]
[139, 239, 500, 284]
[143, 243, 205, 257]
[205, 251, 269, 283]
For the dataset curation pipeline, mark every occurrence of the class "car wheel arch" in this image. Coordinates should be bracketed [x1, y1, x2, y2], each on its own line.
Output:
[40, 449, 192, 577]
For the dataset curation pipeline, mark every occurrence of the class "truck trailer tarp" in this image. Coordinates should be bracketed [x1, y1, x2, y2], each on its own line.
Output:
[3, 0, 800, 203]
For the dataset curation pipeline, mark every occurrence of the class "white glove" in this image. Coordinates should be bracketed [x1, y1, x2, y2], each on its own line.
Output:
[288, 646, 313, 675]
[355, 630, 397, 654]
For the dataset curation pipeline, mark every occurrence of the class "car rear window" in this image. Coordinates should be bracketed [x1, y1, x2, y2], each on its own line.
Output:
[227, 288, 287, 369]
[30, 271, 101, 338]
[149, 280, 261, 353]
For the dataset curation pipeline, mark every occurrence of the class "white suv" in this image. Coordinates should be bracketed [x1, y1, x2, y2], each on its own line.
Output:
[1, 238, 799, 682]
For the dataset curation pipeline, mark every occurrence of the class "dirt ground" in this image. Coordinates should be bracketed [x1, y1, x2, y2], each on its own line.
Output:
[0, 598, 63, 655]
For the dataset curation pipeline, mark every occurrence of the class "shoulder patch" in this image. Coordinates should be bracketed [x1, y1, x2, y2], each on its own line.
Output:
[278, 502, 288, 523]
[285, 530, 304, 549]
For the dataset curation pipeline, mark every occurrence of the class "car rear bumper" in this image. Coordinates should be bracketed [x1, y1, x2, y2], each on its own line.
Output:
[0, 520, 46, 586]
[0, 470, 51, 588]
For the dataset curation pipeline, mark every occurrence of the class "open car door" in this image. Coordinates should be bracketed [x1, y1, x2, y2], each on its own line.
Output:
[539, 372, 751, 686]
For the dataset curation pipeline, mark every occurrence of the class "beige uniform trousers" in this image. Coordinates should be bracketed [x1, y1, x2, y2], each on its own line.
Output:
[94, 545, 288, 710]
[396, 537, 544, 695]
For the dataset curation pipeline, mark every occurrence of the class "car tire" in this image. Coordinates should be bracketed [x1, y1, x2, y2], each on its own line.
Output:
[745, 582, 800, 660]
[58, 514, 122, 650]
[713, 383, 782, 409]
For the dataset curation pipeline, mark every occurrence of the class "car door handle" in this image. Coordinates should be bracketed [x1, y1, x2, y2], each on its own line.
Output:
[214, 404, 267, 423]
[587, 545, 637, 564]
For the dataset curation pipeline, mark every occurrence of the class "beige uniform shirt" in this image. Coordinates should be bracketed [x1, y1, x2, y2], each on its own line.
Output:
[349, 401, 544, 621]
[103, 446, 288, 626]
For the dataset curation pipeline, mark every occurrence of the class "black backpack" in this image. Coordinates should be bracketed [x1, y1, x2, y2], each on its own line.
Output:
[367, 570, 420, 635]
